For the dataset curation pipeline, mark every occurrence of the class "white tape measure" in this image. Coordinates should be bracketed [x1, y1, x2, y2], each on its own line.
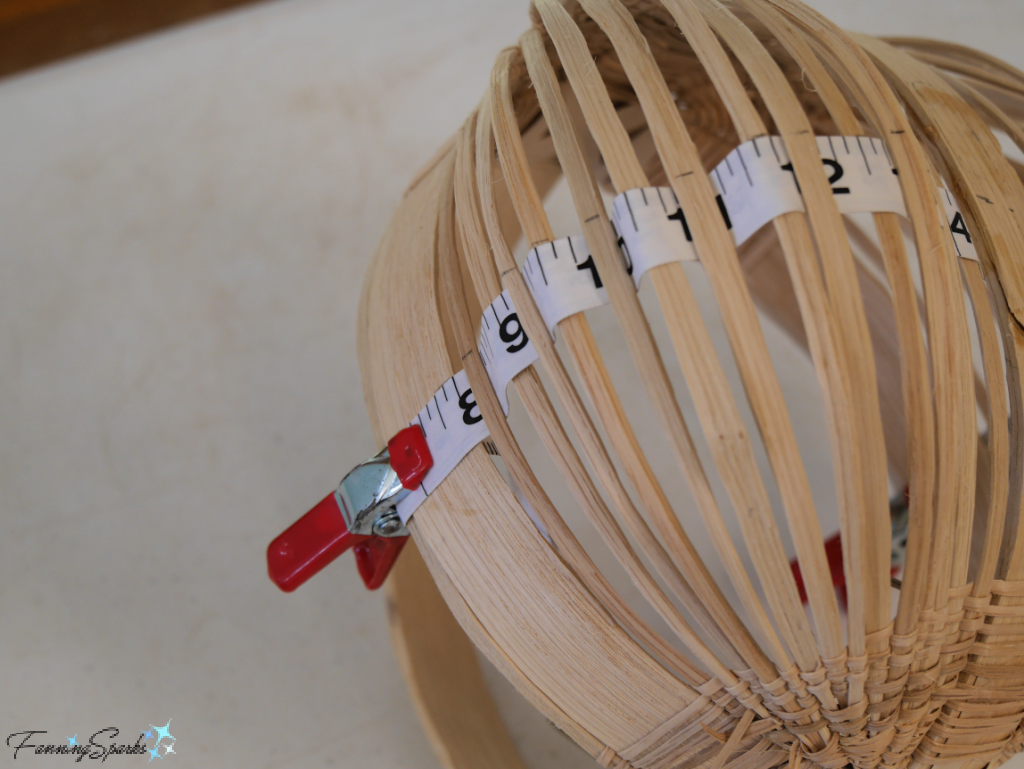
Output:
[478, 290, 539, 416]
[396, 135, 980, 525]
[522, 235, 608, 334]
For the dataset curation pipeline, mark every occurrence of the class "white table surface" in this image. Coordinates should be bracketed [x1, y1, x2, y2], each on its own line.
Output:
[2, 1, 1023, 767]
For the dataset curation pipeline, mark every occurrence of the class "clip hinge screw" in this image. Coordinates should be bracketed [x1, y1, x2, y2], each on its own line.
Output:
[372, 510, 404, 537]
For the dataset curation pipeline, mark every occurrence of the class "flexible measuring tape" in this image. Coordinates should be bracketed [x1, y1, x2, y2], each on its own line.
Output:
[395, 135, 979, 524]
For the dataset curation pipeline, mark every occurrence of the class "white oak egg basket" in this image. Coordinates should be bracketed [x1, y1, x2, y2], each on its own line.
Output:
[350, 1, 1024, 768]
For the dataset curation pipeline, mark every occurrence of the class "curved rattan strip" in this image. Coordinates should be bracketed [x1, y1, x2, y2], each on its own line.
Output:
[670, 0, 876, 678]
[533, 0, 794, 682]
[755, 4, 980, 764]
[864, 17, 1019, 705]
[961, 262, 1010, 599]
[521, 28, 856, 747]
[520, 25, 785, 677]
[933, 80, 1024, 578]
[690, 0, 893, 668]
[573, 0, 826, 682]
[837, 221, 912, 488]
[559, 0, 863, 753]
[736, 220, 913, 502]
[855, 37, 1024, 769]
[736, 0, 927, 641]
[505, 32, 764, 682]
[444, 115, 736, 716]
[764, 0, 975, 612]
[454, 110, 711, 687]
[883, 37, 1024, 91]
[729, 6, 950, 762]
[473, 94, 750, 686]
[540, 0, 850, 686]
[359, 145, 703, 748]
[436, 141, 732, 744]
[897, 50, 1024, 101]
[490, 44, 772, 682]
[948, 82, 1024, 653]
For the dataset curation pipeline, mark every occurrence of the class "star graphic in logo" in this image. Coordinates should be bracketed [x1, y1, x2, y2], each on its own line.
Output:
[150, 720, 174, 744]
[163, 742, 176, 755]
[66, 735, 77, 748]
[143, 729, 153, 740]
[148, 746, 162, 762]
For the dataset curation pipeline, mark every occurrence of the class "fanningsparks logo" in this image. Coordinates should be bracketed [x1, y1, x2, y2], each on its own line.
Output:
[7, 721, 177, 762]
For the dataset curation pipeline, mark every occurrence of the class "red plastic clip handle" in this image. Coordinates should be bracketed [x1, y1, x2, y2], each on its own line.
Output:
[267, 427, 430, 593]
[266, 493, 406, 592]
[790, 532, 900, 611]
[388, 425, 433, 489]
[353, 535, 408, 590]
[790, 487, 908, 610]
[791, 532, 847, 608]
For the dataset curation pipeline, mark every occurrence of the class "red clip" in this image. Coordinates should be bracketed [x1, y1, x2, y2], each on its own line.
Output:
[791, 531, 848, 609]
[791, 487, 908, 609]
[267, 426, 432, 593]
[267, 492, 408, 592]
[388, 425, 433, 489]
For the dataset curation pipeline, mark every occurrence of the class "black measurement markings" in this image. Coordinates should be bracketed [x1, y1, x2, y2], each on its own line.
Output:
[877, 137, 895, 172]
[736, 144, 753, 187]
[478, 313, 494, 367]
[433, 393, 446, 429]
[534, 251, 548, 286]
[612, 219, 633, 275]
[655, 187, 670, 213]
[856, 136, 872, 175]
[523, 245, 549, 290]
[623, 191, 638, 231]
[565, 236, 579, 264]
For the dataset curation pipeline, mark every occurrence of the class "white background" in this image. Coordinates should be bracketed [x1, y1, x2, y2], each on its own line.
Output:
[2, 1, 1023, 767]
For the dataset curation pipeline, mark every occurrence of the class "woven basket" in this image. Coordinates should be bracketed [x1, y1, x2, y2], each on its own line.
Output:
[354, 2, 1024, 768]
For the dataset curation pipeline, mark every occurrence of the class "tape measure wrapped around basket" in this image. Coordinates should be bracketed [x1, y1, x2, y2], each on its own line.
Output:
[269, 1, 1024, 768]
